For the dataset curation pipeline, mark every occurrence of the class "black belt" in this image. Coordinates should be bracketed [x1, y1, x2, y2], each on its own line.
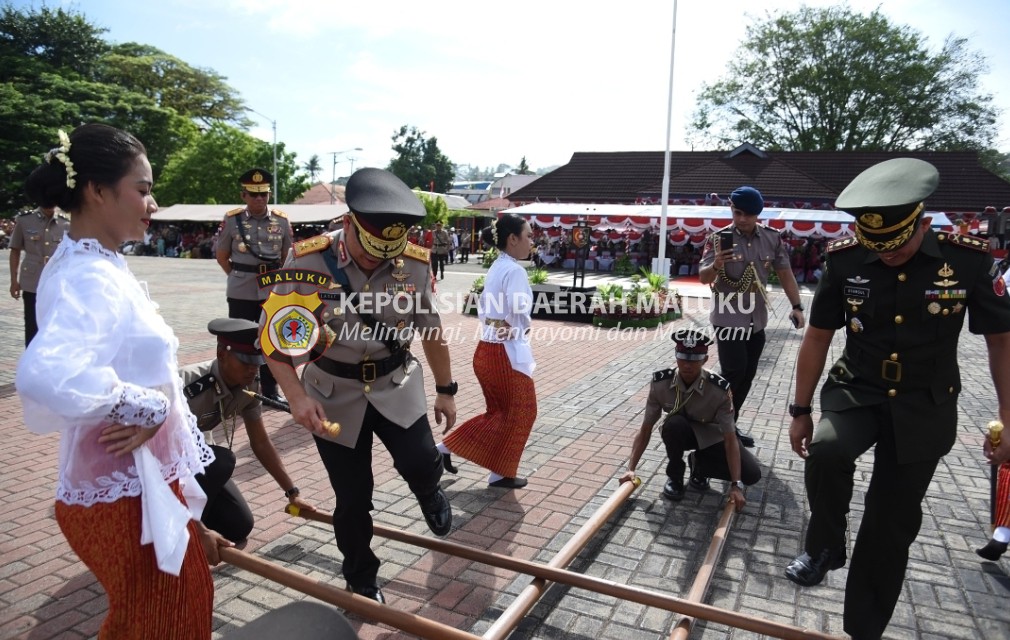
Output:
[231, 260, 280, 274]
[313, 352, 407, 383]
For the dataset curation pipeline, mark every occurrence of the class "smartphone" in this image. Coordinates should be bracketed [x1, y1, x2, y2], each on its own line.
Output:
[718, 229, 734, 250]
[790, 314, 800, 328]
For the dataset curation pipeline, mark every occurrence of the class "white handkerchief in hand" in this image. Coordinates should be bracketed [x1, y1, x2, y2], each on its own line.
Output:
[135, 446, 191, 576]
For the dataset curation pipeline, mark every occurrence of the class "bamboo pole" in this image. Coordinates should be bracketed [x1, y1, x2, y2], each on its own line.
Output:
[669, 499, 737, 640]
[285, 487, 843, 640]
[219, 546, 480, 640]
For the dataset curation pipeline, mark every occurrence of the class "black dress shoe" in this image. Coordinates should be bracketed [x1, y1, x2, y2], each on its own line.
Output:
[488, 476, 527, 489]
[784, 548, 846, 587]
[662, 478, 685, 501]
[736, 429, 755, 448]
[442, 452, 458, 475]
[347, 584, 385, 604]
[687, 452, 710, 490]
[418, 487, 452, 536]
[976, 539, 1008, 561]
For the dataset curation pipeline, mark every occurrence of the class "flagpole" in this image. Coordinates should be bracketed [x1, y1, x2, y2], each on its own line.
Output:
[655, 0, 678, 280]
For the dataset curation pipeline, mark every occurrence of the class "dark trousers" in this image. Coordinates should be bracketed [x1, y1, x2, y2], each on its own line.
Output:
[660, 414, 762, 485]
[195, 445, 254, 543]
[459, 248, 470, 263]
[23, 291, 37, 347]
[432, 253, 448, 278]
[714, 326, 766, 421]
[805, 405, 940, 640]
[227, 297, 277, 395]
[313, 403, 443, 588]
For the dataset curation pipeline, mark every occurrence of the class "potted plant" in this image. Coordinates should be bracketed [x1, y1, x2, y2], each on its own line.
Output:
[465, 275, 485, 315]
[591, 269, 682, 328]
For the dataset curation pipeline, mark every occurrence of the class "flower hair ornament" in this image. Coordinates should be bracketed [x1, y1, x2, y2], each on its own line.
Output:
[44, 129, 77, 189]
[491, 222, 499, 247]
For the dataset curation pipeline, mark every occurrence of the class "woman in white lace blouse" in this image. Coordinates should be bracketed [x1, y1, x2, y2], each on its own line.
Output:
[17, 124, 227, 639]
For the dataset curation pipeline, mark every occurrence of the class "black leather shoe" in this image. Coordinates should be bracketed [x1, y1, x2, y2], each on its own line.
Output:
[488, 477, 527, 489]
[687, 452, 710, 490]
[784, 548, 846, 587]
[662, 478, 685, 501]
[346, 584, 385, 604]
[736, 428, 755, 448]
[976, 539, 1008, 561]
[418, 488, 452, 536]
[442, 452, 458, 475]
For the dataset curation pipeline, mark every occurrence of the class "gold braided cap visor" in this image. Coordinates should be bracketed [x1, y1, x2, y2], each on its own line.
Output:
[349, 213, 409, 259]
[853, 202, 923, 252]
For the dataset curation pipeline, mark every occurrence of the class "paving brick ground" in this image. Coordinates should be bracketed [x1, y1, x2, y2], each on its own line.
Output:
[1, 254, 1009, 639]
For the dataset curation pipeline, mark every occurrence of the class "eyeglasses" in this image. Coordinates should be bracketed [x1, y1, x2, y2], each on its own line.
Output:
[245, 191, 270, 199]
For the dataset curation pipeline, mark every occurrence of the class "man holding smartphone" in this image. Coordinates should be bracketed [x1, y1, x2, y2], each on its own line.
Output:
[699, 186, 805, 452]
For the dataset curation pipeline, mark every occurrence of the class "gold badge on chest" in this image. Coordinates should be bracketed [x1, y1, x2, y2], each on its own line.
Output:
[237, 242, 248, 253]
[934, 262, 958, 287]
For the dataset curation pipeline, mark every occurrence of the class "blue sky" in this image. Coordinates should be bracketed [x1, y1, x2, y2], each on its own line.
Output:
[32, 0, 1010, 176]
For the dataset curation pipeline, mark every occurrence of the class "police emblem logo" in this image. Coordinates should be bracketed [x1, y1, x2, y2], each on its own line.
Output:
[260, 291, 327, 368]
[252, 171, 265, 184]
[681, 332, 698, 348]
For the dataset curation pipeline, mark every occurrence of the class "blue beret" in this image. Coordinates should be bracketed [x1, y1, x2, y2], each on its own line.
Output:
[729, 186, 764, 216]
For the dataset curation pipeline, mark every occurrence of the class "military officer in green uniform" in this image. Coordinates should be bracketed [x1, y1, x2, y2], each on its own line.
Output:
[215, 168, 292, 403]
[8, 205, 70, 346]
[619, 328, 761, 508]
[786, 158, 1010, 640]
[262, 168, 456, 604]
[181, 318, 315, 543]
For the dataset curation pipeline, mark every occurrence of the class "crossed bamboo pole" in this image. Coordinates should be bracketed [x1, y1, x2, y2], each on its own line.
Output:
[219, 479, 844, 640]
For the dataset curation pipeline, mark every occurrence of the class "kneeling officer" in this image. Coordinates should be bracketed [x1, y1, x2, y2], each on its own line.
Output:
[182, 318, 316, 543]
[619, 328, 761, 510]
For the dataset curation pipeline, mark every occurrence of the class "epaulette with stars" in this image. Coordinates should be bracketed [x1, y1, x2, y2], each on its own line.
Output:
[704, 370, 731, 392]
[939, 232, 989, 253]
[226, 207, 244, 217]
[293, 234, 332, 258]
[402, 242, 430, 263]
[269, 208, 288, 219]
[652, 368, 675, 382]
[826, 236, 859, 253]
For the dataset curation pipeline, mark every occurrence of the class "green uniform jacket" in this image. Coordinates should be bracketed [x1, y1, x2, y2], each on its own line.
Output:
[809, 231, 1010, 463]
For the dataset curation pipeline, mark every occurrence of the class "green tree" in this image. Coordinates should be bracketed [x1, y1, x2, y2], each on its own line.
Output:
[690, 6, 999, 153]
[516, 156, 531, 175]
[96, 43, 249, 127]
[387, 125, 454, 193]
[414, 190, 450, 228]
[303, 154, 322, 183]
[155, 123, 309, 206]
[0, 3, 108, 81]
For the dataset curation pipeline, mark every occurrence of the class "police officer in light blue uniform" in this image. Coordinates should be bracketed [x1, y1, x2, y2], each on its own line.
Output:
[786, 158, 1010, 640]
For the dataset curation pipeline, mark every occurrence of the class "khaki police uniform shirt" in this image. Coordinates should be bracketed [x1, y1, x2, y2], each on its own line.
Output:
[700, 224, 790, 331]
[810, 231, 1010, 463]
[432, 229, 451, 256]
[10, 209, 70, 293]
[219, 208, 292, 301]
[643, 368, 735, 450]
[269, 230, 439, 448]
[180, 359, 262, 446]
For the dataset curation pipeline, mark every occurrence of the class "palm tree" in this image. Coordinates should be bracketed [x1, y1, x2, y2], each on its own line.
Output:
[303, 154, 322, 183]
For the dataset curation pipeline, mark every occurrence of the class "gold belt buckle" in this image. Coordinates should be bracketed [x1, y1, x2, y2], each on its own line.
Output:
[258, 263, 269, 274]
[361, 362, 377, 383]
[881, 360, 902, 383]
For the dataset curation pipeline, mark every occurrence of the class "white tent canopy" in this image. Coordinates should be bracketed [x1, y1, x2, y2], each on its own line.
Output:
[154, 204, 349, 224]
[504, 202, 954, 238]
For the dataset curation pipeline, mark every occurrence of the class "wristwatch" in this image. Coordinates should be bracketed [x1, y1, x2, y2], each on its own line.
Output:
[284, 486, 300, 499]
[788, 403, 813, 417]
[435, 380, 459, 396]
[792, 302, 804, 311]
[731, 481, 745, 491]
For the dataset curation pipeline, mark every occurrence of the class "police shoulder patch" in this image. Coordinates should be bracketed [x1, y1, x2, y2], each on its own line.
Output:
[183, 373, 216, 400]
[293, 234, 331, 258]
[226, 207, 244, 217]
[17, 210, 32, 217]
[652, 368, 675, 382]
[402, 242, 430, 263]
[704, 370, 731, 391]
[270, 208, 288, 219]
[943, 233, 989, 253]
[826, 236, 859, 253]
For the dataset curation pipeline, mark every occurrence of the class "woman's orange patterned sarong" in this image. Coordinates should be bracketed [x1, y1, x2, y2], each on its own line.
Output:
[54, 482, 214, 640]
[444, 341, 537, 477]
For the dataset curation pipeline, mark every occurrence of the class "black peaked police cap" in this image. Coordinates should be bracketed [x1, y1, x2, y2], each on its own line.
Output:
[208, 318, 266, 366]
[671, 328, 712, 361]
[835, 158, 939, 253]
[345, 168, 425, 260]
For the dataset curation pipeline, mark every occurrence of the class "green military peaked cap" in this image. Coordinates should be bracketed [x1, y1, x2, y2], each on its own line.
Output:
[835, 158, 939, 253]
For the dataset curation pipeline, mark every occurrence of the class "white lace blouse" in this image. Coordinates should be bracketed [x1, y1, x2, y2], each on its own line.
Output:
[477, 252, 536, 377]
[16, 236, 213, 509]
